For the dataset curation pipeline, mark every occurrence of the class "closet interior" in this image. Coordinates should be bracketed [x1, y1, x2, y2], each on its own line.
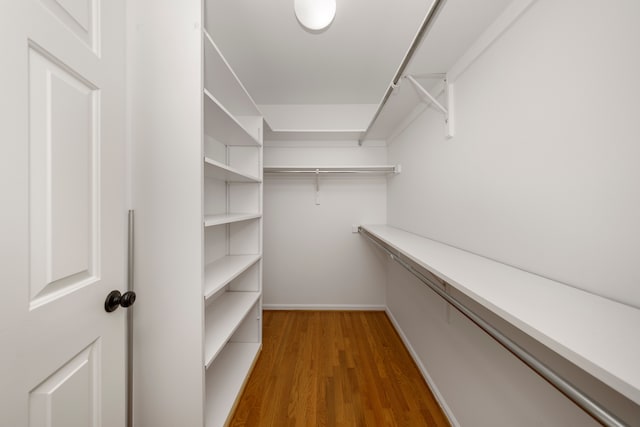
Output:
[129, 0, 640, 426]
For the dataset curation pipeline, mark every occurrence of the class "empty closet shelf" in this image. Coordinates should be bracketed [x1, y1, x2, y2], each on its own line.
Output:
[360, 224, 640, 407]
[205, 342, 261, 427]
[204, 255, 261, 300]
[204, 89, 260, 147]
[204, 213, 261, 227]
[204, 157, 261, 183]
[204, 292, 261, 369]
[203, 29, 260, 117]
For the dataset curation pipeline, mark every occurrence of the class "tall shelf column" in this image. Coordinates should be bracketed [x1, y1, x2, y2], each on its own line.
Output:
[202, 23, 264, 427]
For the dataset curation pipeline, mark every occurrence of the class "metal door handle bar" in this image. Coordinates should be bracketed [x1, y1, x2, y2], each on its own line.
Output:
[127, 210, 135, 427]
[358, 226, 627, 427]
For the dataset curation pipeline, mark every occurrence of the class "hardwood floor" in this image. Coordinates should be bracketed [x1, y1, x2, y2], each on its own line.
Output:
[230, 311, 450, 426]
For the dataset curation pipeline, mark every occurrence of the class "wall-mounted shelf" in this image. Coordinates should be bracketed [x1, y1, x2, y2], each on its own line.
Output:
[204, 157, 261, 183]
[264, 125, 365, 142]
[204, 255, 261, 301]
[204, 213, 261, 227]
[204, 292, 261, 368]
[264, 165, 400, 205]
[360, 224, 640, 409]
[204, 89, 261, 147]
[264, 165, 400, 175]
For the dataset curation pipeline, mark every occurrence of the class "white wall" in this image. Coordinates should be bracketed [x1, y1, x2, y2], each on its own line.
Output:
[385, 0, 640, 425]
[389, 0, 640, 308]
[263, 141, 387, 309]
[128, 0, 205, 425]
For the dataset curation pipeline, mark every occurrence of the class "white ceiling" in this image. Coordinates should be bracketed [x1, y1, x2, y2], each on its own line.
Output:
[205, 0, 435, 105]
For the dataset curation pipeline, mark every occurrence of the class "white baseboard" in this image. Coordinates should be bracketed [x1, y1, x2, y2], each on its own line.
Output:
[262, 304, 385, 311]
[385, 307, 460, 427]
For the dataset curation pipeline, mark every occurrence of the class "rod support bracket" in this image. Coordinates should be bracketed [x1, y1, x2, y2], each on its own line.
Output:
[405, 74, 455, 139]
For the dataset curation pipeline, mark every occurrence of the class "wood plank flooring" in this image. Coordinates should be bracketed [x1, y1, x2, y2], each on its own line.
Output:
[230, 311, 450, 426]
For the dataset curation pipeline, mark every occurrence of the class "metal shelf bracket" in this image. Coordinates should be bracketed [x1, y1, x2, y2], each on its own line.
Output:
[405, 74, 455, 138]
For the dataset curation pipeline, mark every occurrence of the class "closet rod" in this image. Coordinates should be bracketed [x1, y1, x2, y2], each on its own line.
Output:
[358, 227, 627, 427]
[358, 0, 447, 145]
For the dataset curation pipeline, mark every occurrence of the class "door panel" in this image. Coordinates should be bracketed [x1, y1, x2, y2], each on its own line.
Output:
[40, 0, 98, 53]
[0, 0, 127, 426]
[29, 45, 100, 308]
[29, 340, 100, 427]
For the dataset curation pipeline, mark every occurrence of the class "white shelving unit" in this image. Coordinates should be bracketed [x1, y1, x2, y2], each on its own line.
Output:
[202, 12, 263, 427]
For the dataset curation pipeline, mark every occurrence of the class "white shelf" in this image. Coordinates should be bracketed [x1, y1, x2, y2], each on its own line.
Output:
[204, 292, 261, 368]
[264, 126, 365, 142]
[264, 165, 399, 174]
[205, 342, 261, 427]
[203, 29, 260, 117]
[204, 255, 261, 301]
[204, 157, 261, 183]
[204, 89, 261, 147]
[204, 213, 261, 227]
[361, 224, 640, 405]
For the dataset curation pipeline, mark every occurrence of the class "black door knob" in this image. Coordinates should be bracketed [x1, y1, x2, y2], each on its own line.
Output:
[105, 290, 137, 312]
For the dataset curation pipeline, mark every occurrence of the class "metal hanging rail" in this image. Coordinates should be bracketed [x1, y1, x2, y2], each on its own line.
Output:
[358, 226, 628, 427]
[359, 0, 448, 145]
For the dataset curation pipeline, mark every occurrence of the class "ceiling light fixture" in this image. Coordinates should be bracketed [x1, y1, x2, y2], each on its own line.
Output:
[294, 0, 336, 31]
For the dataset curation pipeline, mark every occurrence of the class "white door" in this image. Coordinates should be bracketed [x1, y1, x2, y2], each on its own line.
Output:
[0, 0, 128, 426]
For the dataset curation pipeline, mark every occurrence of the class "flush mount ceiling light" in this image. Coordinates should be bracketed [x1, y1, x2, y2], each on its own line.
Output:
[294, 0, 336, 31]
